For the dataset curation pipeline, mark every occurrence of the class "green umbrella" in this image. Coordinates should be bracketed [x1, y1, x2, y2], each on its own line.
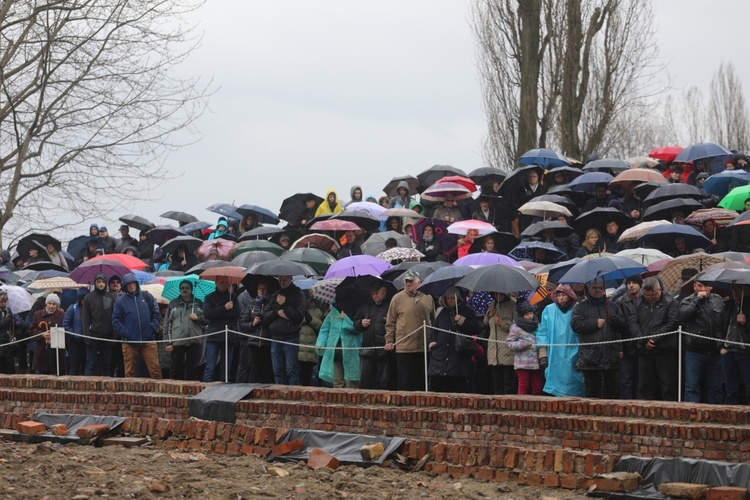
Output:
[231, 240, 285, 257]
[280, 248, 337, 274]
[162, 274, 216, 302]
[719, 184, 750, 211]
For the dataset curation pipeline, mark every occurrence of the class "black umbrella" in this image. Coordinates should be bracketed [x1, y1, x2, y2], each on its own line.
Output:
[542, 166, 584, 185]
[391, 261, 451, 290]
[161, 235, 204, 255]
[236, 204, 280, 225]
[185, 261, 228, 275]
[642, 184, 706, 207]
[641, 198, 704, 222]
[456, 264, 540, 293]
[537, 258, 584, 284]
[280, 248, 337, 274]
[544, 185, 590, 207]
[497, 164, 544, 201]
[231, 250, 277, 269]
[468, 167, 507, 190]
[382, 175, 420, 197]
[379, 261, 421, 282]
[67, 235, 92, 260]
[573, 207, 634, 236]
[17, 234, 58, 259]
[279, 193, 323, 225]
[468, 232, 519, 255]
[160, 211, 199, 224]
[146, 225, 184, 246]
[240, 272, 281, 298]
[249, 259, 314, 277]
[335, 275, 398, 319]
[119, 215, 155, 232]
[330, 210, 380, 232]
[416, 164, 468, 193]
[239, 226, 285, 241]
[21, 261, 67, 272]
[728, 210, 750, 228]
[520, 221, 573, 239]
[178, 221, 211, 235]
[632, 181, 665, 200]
[153, 270, 186, 278]
[417, 265, 475, 296]
[582, 158, 631, 174]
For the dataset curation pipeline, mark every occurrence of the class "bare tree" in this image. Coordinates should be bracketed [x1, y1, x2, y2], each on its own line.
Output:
[708, 62, 750, 151]
[0, 0, 210, 247]
[680, 87, 708, 145]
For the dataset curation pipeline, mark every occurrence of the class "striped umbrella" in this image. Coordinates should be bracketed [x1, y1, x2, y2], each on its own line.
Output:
[684, 208, 738, 229]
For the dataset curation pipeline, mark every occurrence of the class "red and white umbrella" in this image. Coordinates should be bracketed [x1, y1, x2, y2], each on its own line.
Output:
[420, 182, 473, 202]
[310, 219, 361, 231]
[447, 220, 497, 236]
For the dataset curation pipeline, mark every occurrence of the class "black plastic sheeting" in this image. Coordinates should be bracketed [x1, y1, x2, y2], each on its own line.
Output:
[188, 383, 270, 423]
[268, 429, 406, 466]
[590, 456, 750, 499]
[8, 413, 128, 444]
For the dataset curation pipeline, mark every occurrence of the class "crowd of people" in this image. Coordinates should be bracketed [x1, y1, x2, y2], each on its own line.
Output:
[1, 151, 750, 404]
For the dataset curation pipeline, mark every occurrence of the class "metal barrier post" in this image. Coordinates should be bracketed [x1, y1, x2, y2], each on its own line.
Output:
[225, 325, 229, 383]
[678, 326, 683, 403]
[423, 321, 429, 392]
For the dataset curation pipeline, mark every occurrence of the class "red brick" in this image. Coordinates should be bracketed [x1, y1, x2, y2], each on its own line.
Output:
[308, 448, 339, 470]
[77, 424, 110, 438]
[17, 421, 45, 435]
[543, 474, 561, 488]
[431, 463, 448, 475]
[448, 465, 464, 478]
[707, 486, 748, 500]
[475, 467, 494, 481]
[50, 424, 68, 436]
[560, 474, 581, 489]
[271, 439, 303, 457]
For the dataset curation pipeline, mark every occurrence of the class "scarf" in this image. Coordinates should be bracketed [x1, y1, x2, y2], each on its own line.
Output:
[514, 314, 539, 333]
[423, 235, 433, 243]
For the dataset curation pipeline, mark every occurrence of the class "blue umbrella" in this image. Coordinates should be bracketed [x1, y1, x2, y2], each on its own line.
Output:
[237, 204, 280, 225]
[508, 241, 567, 263]
[567, 172, 614, 194]
[702, 170, 750, 197]
[635, 223, 712, 253]
[518, 148, 570, 169]
[536, 258, 584, 283]
[66, 235, 92, 259]
[417, 265, 474, 296]
[557, 256, 646, 286]
[162, 274, 216, 301]
[132, 270, 156, 285]
[206, 203, 242, 221]
[673, 142, 731, 163]
[179, 221, 211, 235]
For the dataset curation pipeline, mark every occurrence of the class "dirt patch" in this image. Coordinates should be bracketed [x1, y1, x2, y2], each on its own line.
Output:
[0, 439, 586, 498]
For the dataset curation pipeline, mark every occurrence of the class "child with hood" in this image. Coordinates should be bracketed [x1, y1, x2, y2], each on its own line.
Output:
[388, 181, 412, 208]
[314, 188, 344, 217]
[208, 217, 229, 240]
[506, 300, 543, 395]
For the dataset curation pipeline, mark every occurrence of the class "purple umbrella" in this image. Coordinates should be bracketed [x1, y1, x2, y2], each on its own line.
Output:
[454, 253, 520, 267]
[324, 255, 392, 279]
[69, 259, 129, 285]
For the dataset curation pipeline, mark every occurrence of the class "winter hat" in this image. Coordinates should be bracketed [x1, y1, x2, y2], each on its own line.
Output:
[99, 226, 108, 232]
[403, 270, 420, 281]
[90, 223, 99, 230]
[696, 172, 710, 180]
[516, 300, 534, 316]
[46, 293, 61, 306]
[625, 274, 643, 286]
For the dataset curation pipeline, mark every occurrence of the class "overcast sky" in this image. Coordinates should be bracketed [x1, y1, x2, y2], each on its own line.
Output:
[87, 0, 750, 236]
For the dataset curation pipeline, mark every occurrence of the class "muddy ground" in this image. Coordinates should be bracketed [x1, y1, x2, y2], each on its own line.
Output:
[0, 439, 586, 499]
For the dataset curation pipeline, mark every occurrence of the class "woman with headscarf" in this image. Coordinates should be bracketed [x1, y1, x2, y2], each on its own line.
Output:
[30, 294, 66, 375]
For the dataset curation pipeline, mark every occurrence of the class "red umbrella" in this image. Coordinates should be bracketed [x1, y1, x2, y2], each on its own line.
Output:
[435, 175, 477, 192]
[87, 253, 147, 270]
[420, 182, 473, 202]
[197, 239, 234, 262]
[290, 233, 339, 255]
[648, 146, 684, 163]
[310, 219, 361, 231]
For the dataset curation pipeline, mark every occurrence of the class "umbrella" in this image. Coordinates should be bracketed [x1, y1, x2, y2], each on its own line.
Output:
[15, 239, 50, 262]
[375, 248, 424, 262]
[281, 248, 337, 274]
[543, 166, 584, 185]
[618, 220, 672, 242]
[21, 261, 68, 272]
[379, 207, 423, 220]
[238, 226, 285, 241]
[290, 234, 339, 255]
[161, 235, 203, 255]
[87, 253, 148, 270]
[240, 272, 282, 298]
[278, 193, 324, 225]
[162, 274, 217, 302]
[573, 207, 634, 237]
[379, 261, 421, 281]
[131, 270, 156, 285]
[18, 234, 61, 258]
[521, 221, 573, 239]
[146, 225, 183, 246]
[0, 284, 35, 313]
[153, 270, 186, 278]
[567, 172, 614, 193]
[609, 168, 667, 189]
[185, 261, 228, 275]
[636, 224, 713, 252]
[361, 231, 413, 256]
[508, 241, 567, 263]
[684, 208, 738, 229]
[206, 203, 242, 221]
[389, 261, 448, 290]
[416, 165, 468, 192]
[231, 250, 277, 268]
[15, 269, 69, 282]
[649, 146, 684, 162]
[383, 175, 420, 197]
[310, 219, 361, 232]
[702, 170, 750, 197]
[345, 201, 387, 218]
[236, 204, 280, 225]
[330, 210, 381, 232]
[641, 198, 704, 222]
[66, 235, 92, 260]
[140, 284, 169, 305]
[447, 220, 497, 237]
[582, 158, 631, 174]
[160, 211, 198, 224]
[231, 240, 285, 258]
[249, 259, 313, 277]
[435, 175, 477, 192]
[557, 256, 646, 286]
[615, 248, 671, 266]
[420, 182, 473, 202]
[26, 277, 87, 290]
[625, 156, 661, 168]
[310, 277, 344, 305]
[69, 260, 129, 284]
[518, 148, 570, 168]
[179, 221, 212, 235]
[658, 253, 726, 293]
[674, 142, 732, 163]
[642, 184, 706, 207]
[118, 215, 155, 232]
[468, 167, 507, 189]
[456, 264, 540, 293]
[417, 265, 474, 296]
[532, 194, 579, 217]
[196, 239, 234, 261]
[200, 266, 247, 284]
[517, 200, 572, 218]
[695, 267, 750, 290]
[0, 270, 20, 285]
[324, 255, 392, 279]
[468, 232, 518, 256]
[334, 275, 397, 319]
[535, 258, 583, 284]
[497, 164, 545, 200]
[454, 252, 520, 267]
[714, 251, 750, 262]
[719, 185, 750, 211]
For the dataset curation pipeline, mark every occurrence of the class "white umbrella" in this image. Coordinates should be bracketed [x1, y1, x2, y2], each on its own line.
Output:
[615, 248, 672, 266]
[0, 284, 36, 313]
[617, 220, 671, 243]
[376, 248, 424, 262]
[27, 277, 89, 290]
[446, 220, 497, 237]
[518, 200, 572, 218]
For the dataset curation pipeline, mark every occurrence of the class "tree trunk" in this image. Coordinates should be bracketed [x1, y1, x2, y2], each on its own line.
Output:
[515, 0, 542, 159]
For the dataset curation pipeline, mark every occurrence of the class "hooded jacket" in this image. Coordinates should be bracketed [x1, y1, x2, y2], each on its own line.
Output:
[262, 282, 306, 340]
[112, 273, 161, 343]
[82, 272, 116, 343]
[345, 185, 363, 207]
[316, 306, 361, 384]
[314, 188, 344, 217]
[63, 288, 89, 345]
[208, 217, 229, 241]
[164, 295, 205, 346]
[388, 181, 413, 208]
[238, 289, 272, 348]
[628, 291, 679, 354]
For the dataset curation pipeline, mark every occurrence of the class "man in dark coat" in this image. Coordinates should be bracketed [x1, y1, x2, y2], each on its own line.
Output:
[614, 275, 642, 399]
[262, 275, 306, 385]
[115, 225, 139, 253]
[628, 277, 680, 401]
[353, 282, 395, 390]
[82, 272, 116, 376]
[202, 276, 240, 382]
[237, 280, 274, 383]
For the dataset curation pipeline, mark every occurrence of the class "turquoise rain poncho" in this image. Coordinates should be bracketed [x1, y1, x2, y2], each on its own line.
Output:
[315, 305, 362, 384]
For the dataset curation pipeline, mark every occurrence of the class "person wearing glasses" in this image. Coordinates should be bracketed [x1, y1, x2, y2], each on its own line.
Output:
[433, 197, 462, 224]
[164, 280, 205, 380]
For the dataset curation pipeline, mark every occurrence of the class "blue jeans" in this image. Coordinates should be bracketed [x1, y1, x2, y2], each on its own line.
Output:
[271, 337, 300, 385]
[203, 341, 235, 383]
[721, 351, 750, 404]
[85, 340, 112, 377]
[684, 351, 722, 404]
